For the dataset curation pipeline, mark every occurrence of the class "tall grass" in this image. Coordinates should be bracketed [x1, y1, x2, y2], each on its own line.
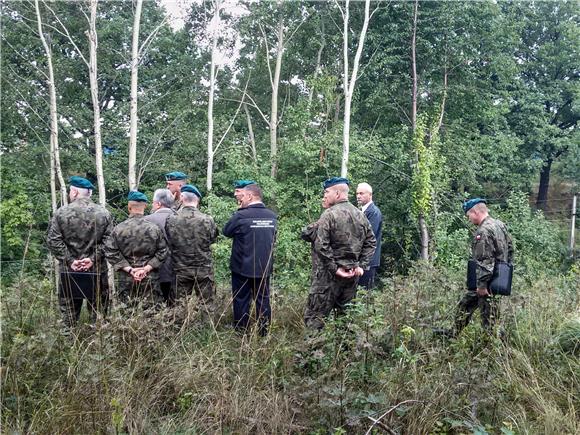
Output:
[2, 264, 578, 433]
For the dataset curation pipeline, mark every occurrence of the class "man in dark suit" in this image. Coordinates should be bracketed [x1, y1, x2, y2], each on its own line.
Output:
[144, 188, 176, 306]
[223, 181, 277, 336]
[356, 182, 382, 290]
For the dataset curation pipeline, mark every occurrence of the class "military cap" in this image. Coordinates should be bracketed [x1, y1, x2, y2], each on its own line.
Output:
[323, 177, 350, 189]
[165, 171, 188, 181]
[463, 198, 486, 213]
[127, 190, 148, 203]
[69, 176, 95, 190]
[233, 180, 256, 189]
[181, 184, 202, 199]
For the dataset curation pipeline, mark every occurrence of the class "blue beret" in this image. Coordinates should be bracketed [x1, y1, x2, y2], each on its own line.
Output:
[463, 198, 486, 213]
[181, 184, 202, 198]
[165, 171, 187, 181]
[127, 190, 148, 203]
[69, 176, 95, 190]
[233, 180, 256, 189]
[323, 177, 350, 189]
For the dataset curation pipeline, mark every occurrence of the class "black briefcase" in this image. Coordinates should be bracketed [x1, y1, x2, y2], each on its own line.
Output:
[466, 259, 513, 296]
[467, 259, 477, 290]
[489, 261, 513, 296]
[59, 272, 98, 299]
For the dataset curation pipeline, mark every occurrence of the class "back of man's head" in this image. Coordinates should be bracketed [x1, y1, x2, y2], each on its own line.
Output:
[153, 188, 174, 208]
[181, 191, 200, 206]
[243, 183, 263, 202]
[71, 185, 92, 199]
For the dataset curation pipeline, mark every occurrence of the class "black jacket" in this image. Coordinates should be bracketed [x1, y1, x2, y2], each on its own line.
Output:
[223, 203, 277, 278]
[364, 202, 382, 268]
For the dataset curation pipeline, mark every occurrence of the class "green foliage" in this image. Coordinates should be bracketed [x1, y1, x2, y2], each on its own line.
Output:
[410, 119, 431, 219]
[497, 192, 566, 276]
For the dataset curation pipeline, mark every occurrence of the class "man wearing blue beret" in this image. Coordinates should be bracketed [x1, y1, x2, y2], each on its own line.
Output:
[165, 171, 188, 211]
[233, 180, 256, 207]
[448, 198, 514, 337]
[223, 182, 277, 335]
[48, 176, 113, 331]
[166, 184, 219, 324]
[105, 191, 168, 310]
[303, 177, 377, 330]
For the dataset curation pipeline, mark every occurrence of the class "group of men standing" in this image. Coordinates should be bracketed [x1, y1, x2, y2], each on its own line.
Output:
[48, 172, 511, 339]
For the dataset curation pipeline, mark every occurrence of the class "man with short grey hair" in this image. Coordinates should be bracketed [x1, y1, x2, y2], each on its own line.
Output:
[48, 176, 113, 330]
[166, 184, 218, 323]
[145, 188, 176, 305]
[356, 182, 382, 290]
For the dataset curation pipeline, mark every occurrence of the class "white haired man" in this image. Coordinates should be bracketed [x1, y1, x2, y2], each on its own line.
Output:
[356, 182, 383, 290]
[145, 188, 176, 305]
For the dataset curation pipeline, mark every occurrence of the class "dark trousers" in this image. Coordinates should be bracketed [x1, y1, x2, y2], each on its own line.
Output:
[231, 272, 271, 335]
[454, 290, 499, 335]
[160, 281, 175, 306]
[358, 267, 378, 290]
[59, 273, 109, 328]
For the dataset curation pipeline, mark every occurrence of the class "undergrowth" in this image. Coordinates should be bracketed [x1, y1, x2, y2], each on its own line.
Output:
[1, 264, 579, 434]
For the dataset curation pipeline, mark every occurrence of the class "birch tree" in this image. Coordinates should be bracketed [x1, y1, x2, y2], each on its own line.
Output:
[41, 0, 107, 205]
[87, 0, 106, 206]
[128, 0, 143, 190]
[337, 0, 375, 178]
[34, 0, 67, 209]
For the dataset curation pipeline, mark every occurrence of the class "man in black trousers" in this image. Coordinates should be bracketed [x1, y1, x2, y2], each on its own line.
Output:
[223, 181, 277, 335]
[356, 182, 383, 290]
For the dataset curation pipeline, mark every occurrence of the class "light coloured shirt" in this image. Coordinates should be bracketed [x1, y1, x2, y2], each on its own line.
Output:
[361, 201, 373, 213]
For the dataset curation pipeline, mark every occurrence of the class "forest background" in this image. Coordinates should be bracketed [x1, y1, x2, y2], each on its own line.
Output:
[1, 0, 579, 433]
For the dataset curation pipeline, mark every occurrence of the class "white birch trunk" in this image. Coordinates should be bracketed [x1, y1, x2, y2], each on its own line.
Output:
[206, 0, 220, 192]
[88, 0, 106, 206]
[340, 0, 371, 178]
[35, 0, 67, 206]
[270, 20, 284, 179]
[128, 0, 143, 190]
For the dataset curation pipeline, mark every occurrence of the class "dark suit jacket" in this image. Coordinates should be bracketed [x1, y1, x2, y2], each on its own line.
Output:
[144, 208, 175, 283]
[364, 202, 382, 268]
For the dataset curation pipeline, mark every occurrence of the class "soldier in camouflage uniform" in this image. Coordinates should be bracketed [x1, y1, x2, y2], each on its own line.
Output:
[453, 198, 514, 336]
[105, 191, 168, 310]
[303, 177, 376, 330]
[47, 176, 113, 329]
[165, 184, 218, 321]
[165, 171, 188, 212]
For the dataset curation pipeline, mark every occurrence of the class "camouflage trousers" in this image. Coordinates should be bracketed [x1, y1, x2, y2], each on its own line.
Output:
[174, 267, 216, 323]
[454, 290, 499, 334]
[304, 272, 359, 330]
[117, 272, 163, 311]
[59, 272, 109, 329]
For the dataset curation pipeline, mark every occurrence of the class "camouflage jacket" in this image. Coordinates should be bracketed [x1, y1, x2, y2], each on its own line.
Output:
[165, 206, 218, 273]
[472, 216, 514, 288]
[172, 198, 183, 212]
[47, 198, 113, 271]
[313, 200, 377, 274]
[105, 214, 168, 271]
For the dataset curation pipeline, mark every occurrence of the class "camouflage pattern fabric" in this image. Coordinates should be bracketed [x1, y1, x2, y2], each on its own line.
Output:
[166, 206, 218, 320]
[165, 206, 218, 272]
[303, 201, 377, 329]
[47, 197, 113, 328]
[47, 197, 113, 271]
[172, 198, 183, 212]
[471, 217, 514, 288]
[455, 216, 513, 334]
[105, 214, 167, 309]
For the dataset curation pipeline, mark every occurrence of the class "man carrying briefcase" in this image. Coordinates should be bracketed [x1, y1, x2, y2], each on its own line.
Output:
[449, 198, 514, 338]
